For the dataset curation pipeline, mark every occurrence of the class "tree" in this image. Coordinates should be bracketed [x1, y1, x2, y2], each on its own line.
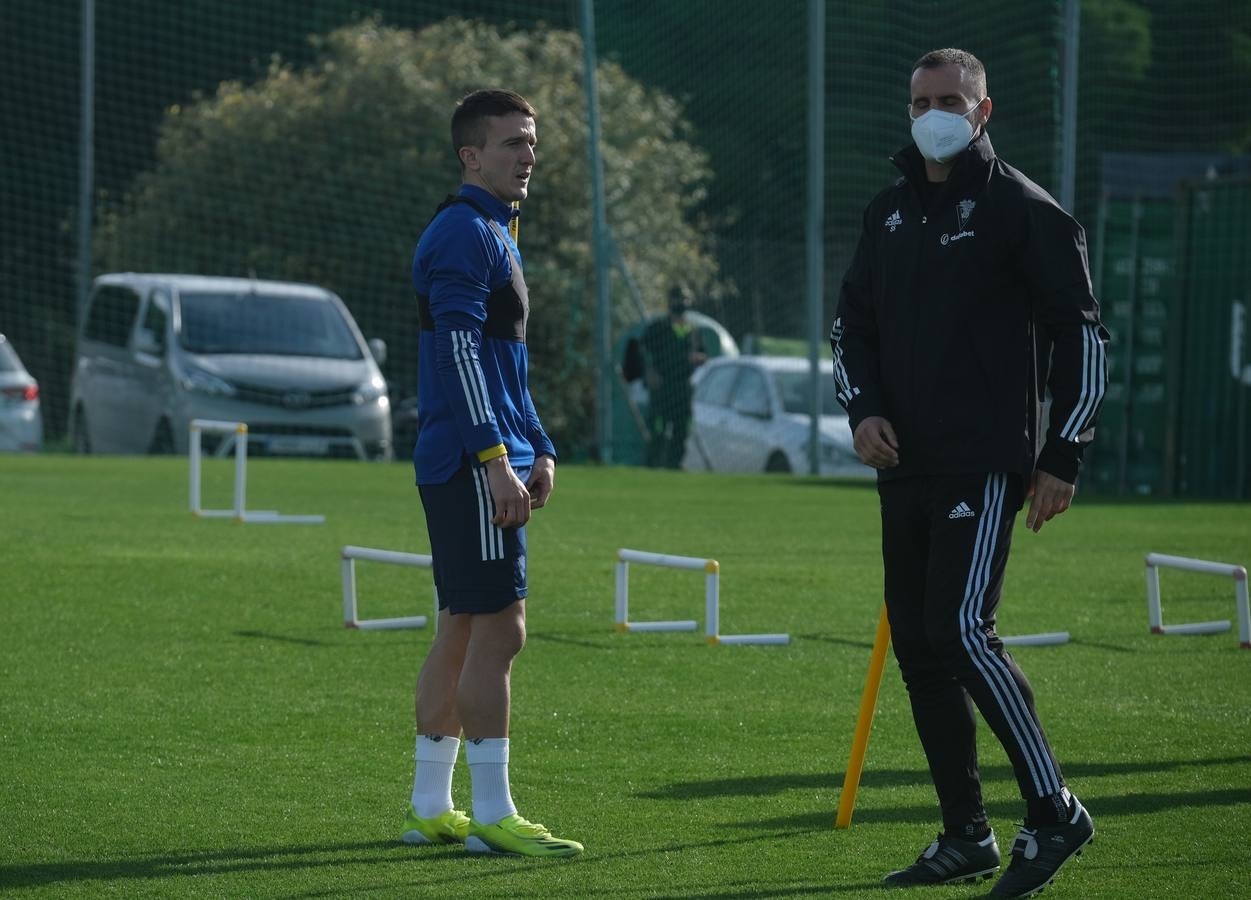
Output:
[94, 17, 718, 455]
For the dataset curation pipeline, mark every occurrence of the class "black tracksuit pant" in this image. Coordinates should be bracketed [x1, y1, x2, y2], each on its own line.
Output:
[879, 472, 1067, 835]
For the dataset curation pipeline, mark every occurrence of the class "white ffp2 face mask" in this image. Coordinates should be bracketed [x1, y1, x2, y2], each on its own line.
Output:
[910, 105, 980, 163]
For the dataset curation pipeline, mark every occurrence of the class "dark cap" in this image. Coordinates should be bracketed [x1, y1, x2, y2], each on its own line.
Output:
[668, 285, 692, 314]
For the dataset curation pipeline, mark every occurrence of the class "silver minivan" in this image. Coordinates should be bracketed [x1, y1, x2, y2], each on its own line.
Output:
[69, 274, 391, 460]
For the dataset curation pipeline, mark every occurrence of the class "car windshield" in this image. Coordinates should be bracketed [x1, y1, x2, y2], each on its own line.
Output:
[178, 291, 363, 359]
[774, 370, 843, 416]
[0, 340, 20, 372]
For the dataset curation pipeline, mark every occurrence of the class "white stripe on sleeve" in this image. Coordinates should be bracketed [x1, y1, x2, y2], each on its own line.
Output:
[452, 330, 488, 427]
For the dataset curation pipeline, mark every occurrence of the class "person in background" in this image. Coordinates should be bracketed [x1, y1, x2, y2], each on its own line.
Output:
[641, 286, 706, 469]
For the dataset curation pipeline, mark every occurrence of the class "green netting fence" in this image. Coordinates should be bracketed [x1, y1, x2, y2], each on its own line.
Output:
[3, 0, 1248, 493]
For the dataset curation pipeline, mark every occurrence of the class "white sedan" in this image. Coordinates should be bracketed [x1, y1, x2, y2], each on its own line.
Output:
[0, 334, 43, 452]
[683, 355, 871, 478]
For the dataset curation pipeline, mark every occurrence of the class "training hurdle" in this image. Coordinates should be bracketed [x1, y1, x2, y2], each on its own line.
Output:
[613, 548, 789, 645]
[341, 545, 436, 630]
[1001, 631, 1070, 647]
[188, 419, 325, 524]
[1145, 552, 1250, 648]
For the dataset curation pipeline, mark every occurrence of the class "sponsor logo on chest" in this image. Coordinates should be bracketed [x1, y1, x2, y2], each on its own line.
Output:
[940, 199, 976, 246]
[884, 209, 903, 232]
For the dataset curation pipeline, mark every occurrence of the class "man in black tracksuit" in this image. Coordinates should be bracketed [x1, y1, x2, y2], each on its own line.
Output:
[831, 49, 1109, 898]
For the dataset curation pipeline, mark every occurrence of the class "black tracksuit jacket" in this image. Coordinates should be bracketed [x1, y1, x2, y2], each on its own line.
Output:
[831, 132, 1110, 484]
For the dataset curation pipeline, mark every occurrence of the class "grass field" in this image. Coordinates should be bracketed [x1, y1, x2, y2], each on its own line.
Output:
[1, 454, 1249, 898]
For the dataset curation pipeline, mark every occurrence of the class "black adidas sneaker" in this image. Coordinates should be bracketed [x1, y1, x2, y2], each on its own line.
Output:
[883, 830, 1000, 887]
[990, 798, 1094, 898]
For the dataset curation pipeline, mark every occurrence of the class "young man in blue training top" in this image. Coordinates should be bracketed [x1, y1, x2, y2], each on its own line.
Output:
[401, 89, 581, 858]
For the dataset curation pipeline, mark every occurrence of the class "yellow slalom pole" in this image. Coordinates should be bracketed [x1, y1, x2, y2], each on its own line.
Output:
[835, 603, 892, 829]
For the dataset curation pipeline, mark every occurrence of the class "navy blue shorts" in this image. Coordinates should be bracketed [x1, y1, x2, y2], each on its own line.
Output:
[418, 463, 529, 615]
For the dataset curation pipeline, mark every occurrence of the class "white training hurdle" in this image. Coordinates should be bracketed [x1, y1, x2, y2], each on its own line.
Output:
[1145, 552, 1250, 648]
[188, 419, 325, 524]
[613, 548, 789, 645]
[341, 545, 437, 630]
[1001, 631, 1070, 647]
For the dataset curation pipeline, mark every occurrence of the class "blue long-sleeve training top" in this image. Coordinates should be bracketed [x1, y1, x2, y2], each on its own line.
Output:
[411, 184, 556, 485]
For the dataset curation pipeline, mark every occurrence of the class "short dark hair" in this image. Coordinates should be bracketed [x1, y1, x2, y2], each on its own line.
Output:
[451, 89, 536, 161]
[668, 285, 692, 314]
[912, 48, 987, 99]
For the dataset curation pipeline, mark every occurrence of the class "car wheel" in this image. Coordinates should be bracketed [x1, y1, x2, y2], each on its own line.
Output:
[149, 419, 175, 455]
[765, 451, 791, 473]
[72, 408, 91, 454]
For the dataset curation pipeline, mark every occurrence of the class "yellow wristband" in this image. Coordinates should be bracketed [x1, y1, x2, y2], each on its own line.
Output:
[476, 443, 508, 463]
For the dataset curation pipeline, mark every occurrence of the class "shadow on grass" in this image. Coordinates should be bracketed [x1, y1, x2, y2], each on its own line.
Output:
[233, 630, 329, 647]
[795, 633, 876, 650]
[0, 828, 829, 893]
[676, 885, 889, 898]
[528, 632, 614, 651]
[287, 830, 883, 898]
[1067, 637, 1137, 653]
[739, 785, 1251, 831]
[792, 634, 1135, 653]
[384, 880, 889, 899]
[0, 840, 408, 891]
[635, 755, 1251, 800]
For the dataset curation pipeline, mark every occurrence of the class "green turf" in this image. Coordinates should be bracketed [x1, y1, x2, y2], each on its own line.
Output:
[1, 455, 1248, 898]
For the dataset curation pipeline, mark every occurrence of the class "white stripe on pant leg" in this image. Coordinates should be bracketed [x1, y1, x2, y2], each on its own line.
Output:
[483, 467, 502, 562]
[478, 466, 498, 560]
[959, 477, 1053, 796]
[964, 475, 1061, 797]
[471, 466, 492, 561]
[474, 467, 504, 562]
[955, 476, 1044, 795]
[958, 474, 1062, 797]
[970, 476, 1063, 796]
[482, 468, 497, 560]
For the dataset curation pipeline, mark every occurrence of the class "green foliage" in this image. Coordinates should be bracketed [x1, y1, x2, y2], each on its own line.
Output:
[2, 454, 1250, 896]
[94, 17, 719, 454]
[1083, 0, 1153, 87]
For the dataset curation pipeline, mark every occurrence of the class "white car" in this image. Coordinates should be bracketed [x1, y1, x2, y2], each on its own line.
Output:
[684, 355, 871, 478]
[0, 334, 44, 452]
[69, 274, 391, 460]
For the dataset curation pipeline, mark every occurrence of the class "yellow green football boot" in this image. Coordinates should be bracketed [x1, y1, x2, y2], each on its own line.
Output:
[401, 806, 471, 845]
[464, 814, 583, 857]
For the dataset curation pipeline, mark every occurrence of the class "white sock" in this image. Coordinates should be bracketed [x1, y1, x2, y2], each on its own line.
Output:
[466, 737, 517, 825]
[411, 734, 460, 818]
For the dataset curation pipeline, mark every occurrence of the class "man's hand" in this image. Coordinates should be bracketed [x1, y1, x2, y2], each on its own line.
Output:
[526, 455, 556, 509]
[853, 416, 900, 469]
[1025, 469, 1075, 533]
[484, 456, 531, 528]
